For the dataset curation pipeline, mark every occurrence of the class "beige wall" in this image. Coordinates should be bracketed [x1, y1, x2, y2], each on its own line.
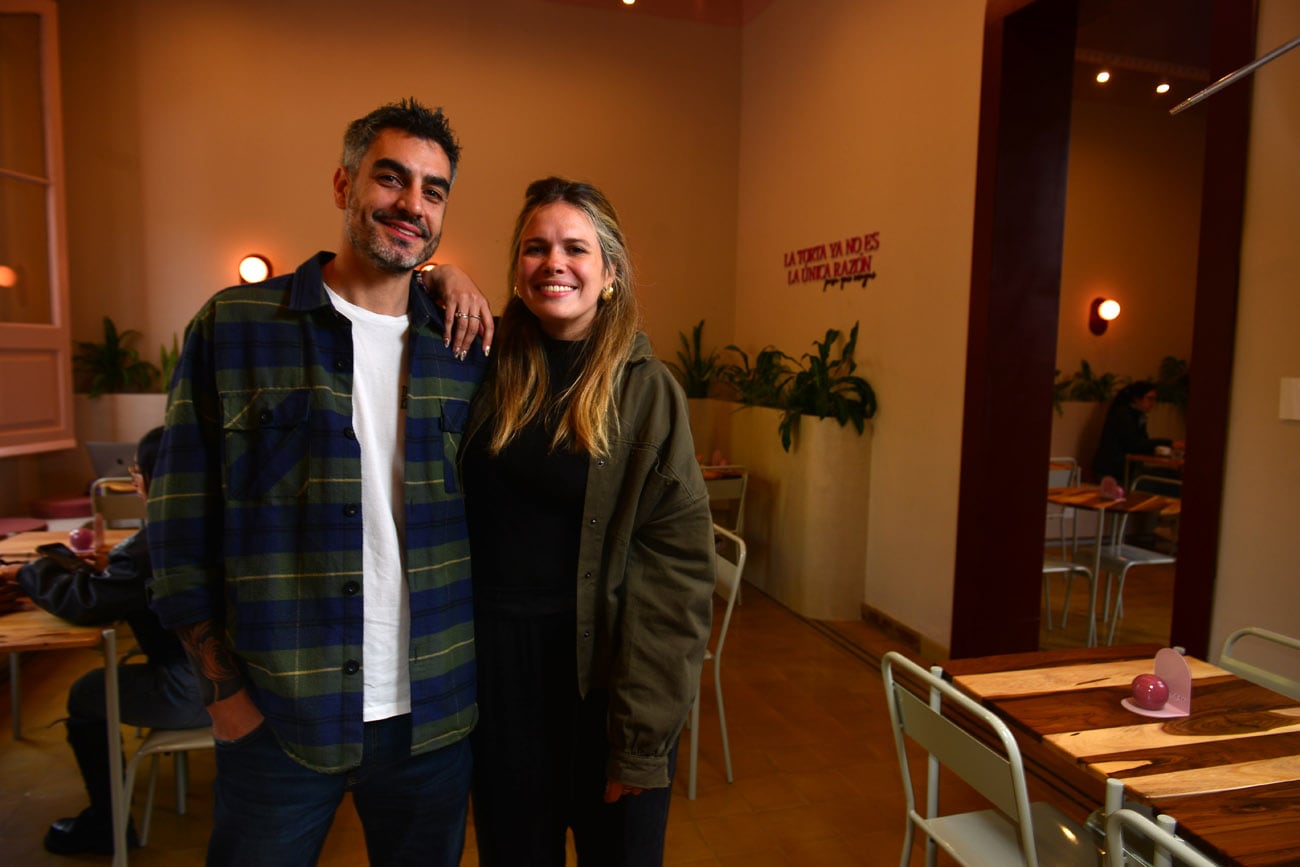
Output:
[1056, 98, 1202, 409]
[1, 0, 742, 509]
[734, 0, 983, 646]
[1213, 0, 1300, 676]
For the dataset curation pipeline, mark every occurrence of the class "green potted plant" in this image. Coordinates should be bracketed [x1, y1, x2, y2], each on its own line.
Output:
[1153, 355, 1189, 412]
[74, 316, 159, 397]
[717, 344, 792, 408]
[776, 323, 877, 452]
[666, 319, 722, 398]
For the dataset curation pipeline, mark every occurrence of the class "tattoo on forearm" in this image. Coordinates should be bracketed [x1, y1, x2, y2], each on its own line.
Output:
[176, 621, 245, 705]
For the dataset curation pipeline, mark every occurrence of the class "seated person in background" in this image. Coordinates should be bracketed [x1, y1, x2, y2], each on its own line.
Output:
[4, 426, 210, 856]
[1091, 380, 1175, 484]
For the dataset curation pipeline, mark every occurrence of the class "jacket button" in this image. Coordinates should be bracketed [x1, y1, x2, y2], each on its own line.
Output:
[581, 630, 592, 640]
[595, 458, 606, 467]
[583, 571, 592, 580]
[589, 518, 598, 526]
[343, 426, 356, 440]
[342, 581, 360, 596]
[258, 410, 273, 424]
[343, 660, 360, 675]
[343, 504, 359, 517]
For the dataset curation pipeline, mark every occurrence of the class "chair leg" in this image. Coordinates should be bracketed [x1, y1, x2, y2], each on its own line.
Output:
[687, 691, 700, 800]
[1043, 574, 1055, 631]
[175, 752, 189, 815]
[1106, 569, 1131, 646]
[715, 665, 733, 784]
[141, 753, 161, 846]
[9, 652, 20, 739]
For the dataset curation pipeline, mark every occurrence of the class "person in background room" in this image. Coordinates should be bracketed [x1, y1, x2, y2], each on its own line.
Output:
[1091, 380, 1175, 483]
[146, 98, 490, 866]
[6, 426, 209, 857]
[458, 176, 715, 865]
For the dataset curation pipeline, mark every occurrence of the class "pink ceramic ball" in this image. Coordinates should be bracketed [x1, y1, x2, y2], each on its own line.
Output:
[68, 527, 95, 553]
[1131, 673, 1169, 710]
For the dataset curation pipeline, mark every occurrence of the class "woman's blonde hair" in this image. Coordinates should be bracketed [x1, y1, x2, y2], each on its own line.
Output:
[484, 177, 639, 457]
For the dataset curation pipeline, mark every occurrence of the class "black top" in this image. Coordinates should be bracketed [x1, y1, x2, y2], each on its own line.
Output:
[464, 337, 590, 616]
[1091, 401, 1171, 481]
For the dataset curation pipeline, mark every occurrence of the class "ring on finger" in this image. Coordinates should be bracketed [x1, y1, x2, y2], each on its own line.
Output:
[455, 312, 469, 319]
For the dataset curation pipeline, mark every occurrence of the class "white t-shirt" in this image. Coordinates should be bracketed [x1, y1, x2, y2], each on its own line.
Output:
[325, 285, 411, 722]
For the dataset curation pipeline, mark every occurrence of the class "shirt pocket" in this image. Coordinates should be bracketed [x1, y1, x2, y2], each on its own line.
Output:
[439, 397, 470, 494]
[222, 389, 311, 501]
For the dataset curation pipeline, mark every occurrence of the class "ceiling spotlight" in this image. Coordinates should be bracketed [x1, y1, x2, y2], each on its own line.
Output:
[1156, 82, 1171, 94]
[1096, 70, 1111, 84]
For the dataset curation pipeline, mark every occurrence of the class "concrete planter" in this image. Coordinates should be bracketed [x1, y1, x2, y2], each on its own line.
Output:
[74, 393, 168, 448]
[715, 402, 872, 620]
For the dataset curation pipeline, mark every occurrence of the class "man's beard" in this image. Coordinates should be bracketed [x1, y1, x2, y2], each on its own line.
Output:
[346, 201, 440, 274]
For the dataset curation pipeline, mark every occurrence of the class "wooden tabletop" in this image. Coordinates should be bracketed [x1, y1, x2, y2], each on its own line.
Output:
[946, 645, 1300, 866]
[1047, 485, 1181, 517]
[0, 528, 135, 561]
[0, 605, 104, 653]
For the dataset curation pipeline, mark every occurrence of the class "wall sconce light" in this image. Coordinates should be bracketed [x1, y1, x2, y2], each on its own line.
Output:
[0, 264, 17, 288]
[1089, 297, 1121, 335]
[238, 254, 272, 284]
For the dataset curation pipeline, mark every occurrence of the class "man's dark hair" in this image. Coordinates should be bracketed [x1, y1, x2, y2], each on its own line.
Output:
[341, 97, 461, 182]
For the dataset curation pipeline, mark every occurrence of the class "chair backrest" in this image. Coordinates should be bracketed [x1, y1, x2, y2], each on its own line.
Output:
[1218, 627, 1300, 701]
[1047, 456, 1079, 489]
[91, 476, 146, 528]
[703, 466, 748, 534]
[710, 524, 746, 663]
[1105, 809, 1220, 867]
[881, 651, 1040, 865]
[86, 440, 136, 478]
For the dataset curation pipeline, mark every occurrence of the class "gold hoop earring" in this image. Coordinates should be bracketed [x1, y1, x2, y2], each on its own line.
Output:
[601, 285, 614, 301]
[512, 285, 520, 297]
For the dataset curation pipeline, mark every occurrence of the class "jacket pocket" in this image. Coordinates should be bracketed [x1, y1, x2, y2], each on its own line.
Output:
[222, 389, 310, 500]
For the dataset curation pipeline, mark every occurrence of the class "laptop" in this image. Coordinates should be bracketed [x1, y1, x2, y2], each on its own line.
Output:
[86, 441, 137, 479]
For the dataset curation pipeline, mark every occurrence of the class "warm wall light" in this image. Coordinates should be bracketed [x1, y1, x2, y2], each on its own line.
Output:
[1089, 297, 1121, 335]
[1156, 82, 1171, 94]
[238, 254, 272, 284]
[1096, 70, 1111, 84]
[0, 264, 16, 288]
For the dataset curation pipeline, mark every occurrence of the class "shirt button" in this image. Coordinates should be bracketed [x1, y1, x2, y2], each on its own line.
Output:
[258, 410, 273, 424]
[581, 630, 592, 640]
[343, 660, 360, 675]
[343, 426, 356, 440]
[589, 518, 598, 526]
[342, 581, 360, 596]
[583, 571, 592, 580]
[343, 504, 359, 517]
[333, 358, 347, 371]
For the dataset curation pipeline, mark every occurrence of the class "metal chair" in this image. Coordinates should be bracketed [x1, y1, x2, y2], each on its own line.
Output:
[701, 466, 748, 535]
[687, 524, 745, 800]
[1078, 476, 1179, 645]
[881, 651, 1102, 867]
[91, 476, 146, 530]
[1042, 557, 1096, 642]
[1218, 626, 1300, 701]
[1105, 808, 1220, 867]
[1046, 456, 1080, 555]
[123, 726, 216, 845]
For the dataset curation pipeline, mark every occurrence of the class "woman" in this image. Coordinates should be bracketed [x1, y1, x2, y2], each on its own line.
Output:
[1091, 380, 1173, 483]
[461, 177, 715, 865]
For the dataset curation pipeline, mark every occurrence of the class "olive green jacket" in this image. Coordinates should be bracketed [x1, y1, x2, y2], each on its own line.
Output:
[469, 332, 716, 788]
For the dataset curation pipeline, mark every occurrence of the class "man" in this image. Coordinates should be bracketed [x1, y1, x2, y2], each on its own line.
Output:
[6, 427, 209, 857]
[147, 98, 489, 866]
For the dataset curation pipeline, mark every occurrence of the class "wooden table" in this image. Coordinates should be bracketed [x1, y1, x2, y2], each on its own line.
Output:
[1125, 452, 1184, 489]
[1046, 486, 1180, 646]
[1, 527, 136, 866]
[946, 645, 1300, 866]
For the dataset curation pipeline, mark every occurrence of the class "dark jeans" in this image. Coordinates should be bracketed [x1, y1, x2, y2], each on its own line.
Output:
[207, 714, 470, 867]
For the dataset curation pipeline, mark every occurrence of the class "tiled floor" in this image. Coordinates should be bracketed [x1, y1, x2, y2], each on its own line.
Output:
[0, 574, 1168, 865]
